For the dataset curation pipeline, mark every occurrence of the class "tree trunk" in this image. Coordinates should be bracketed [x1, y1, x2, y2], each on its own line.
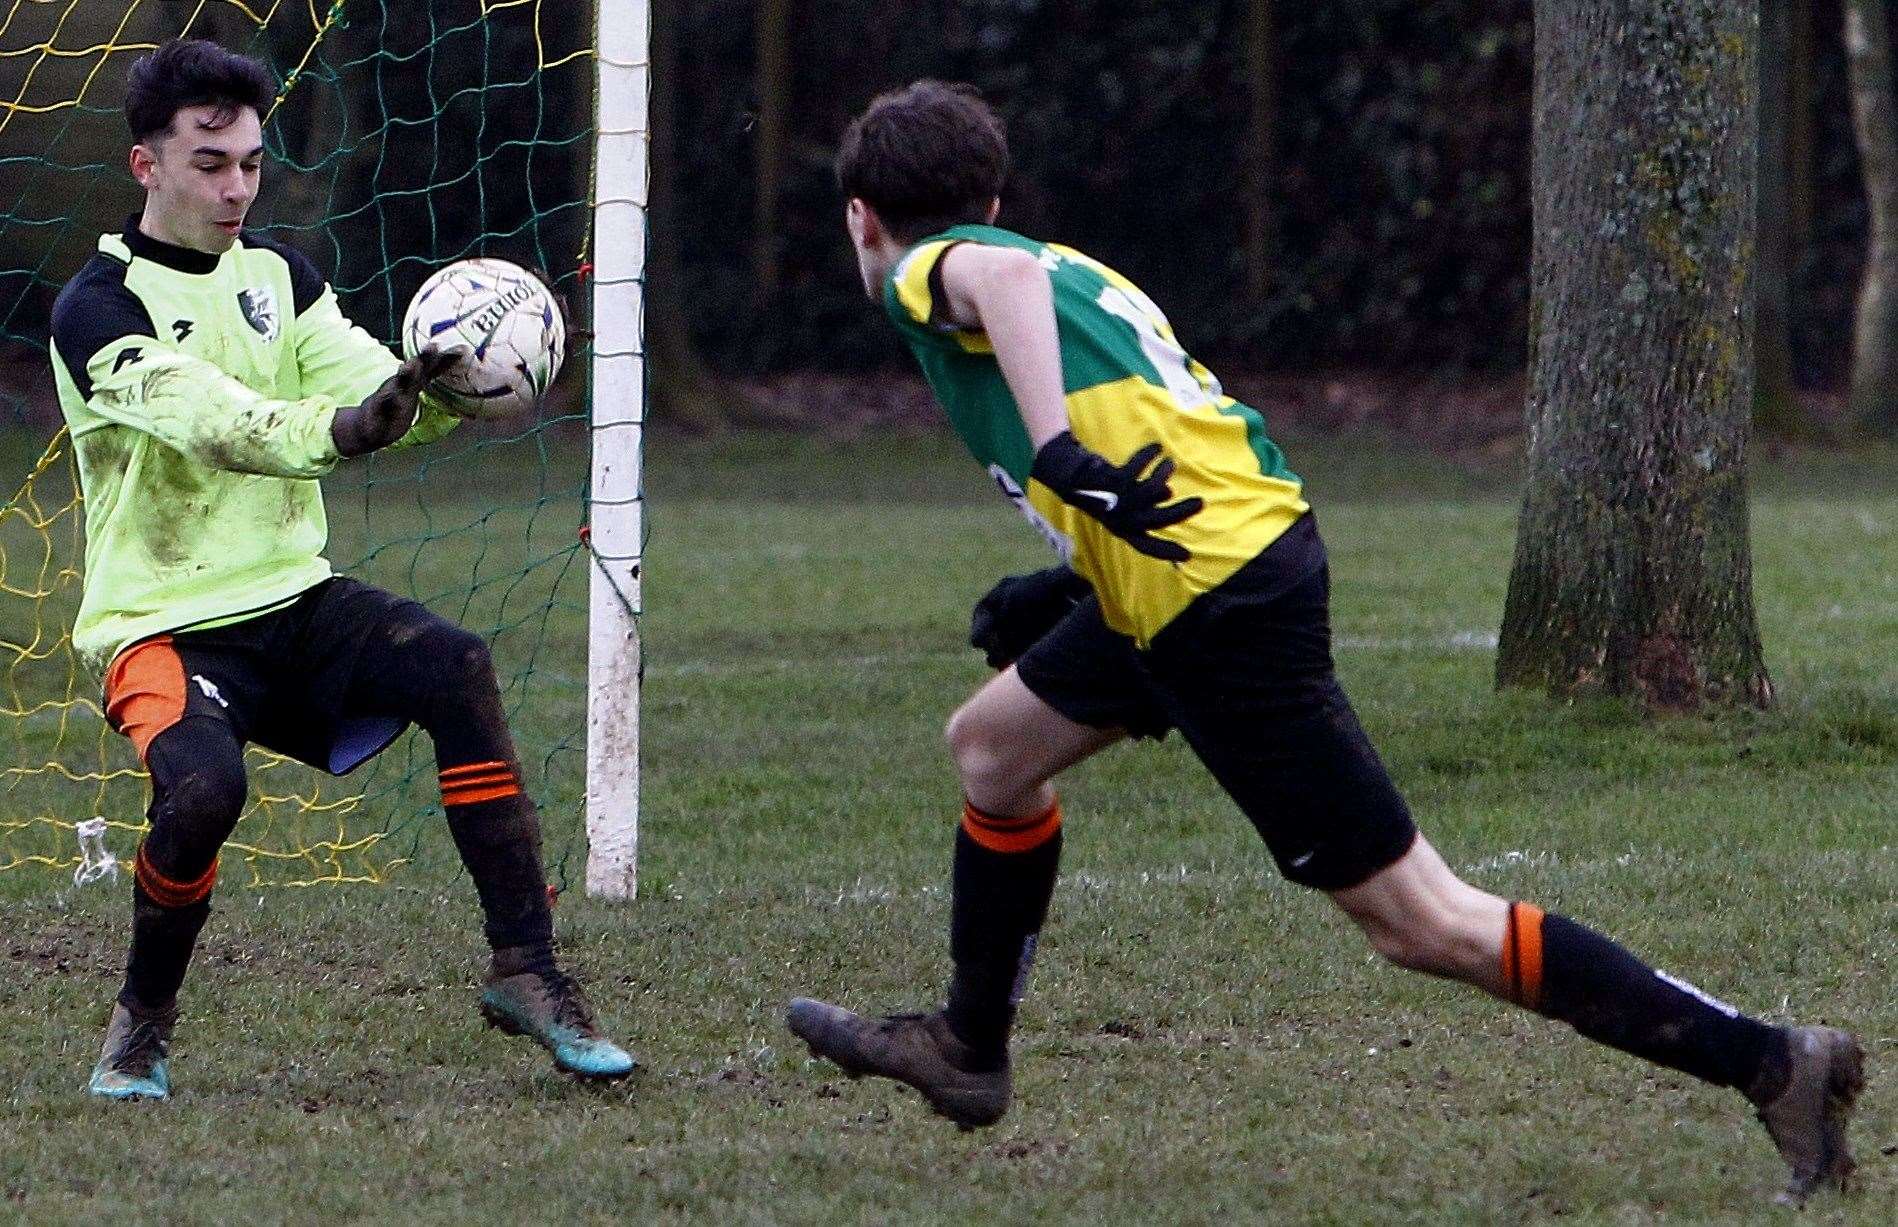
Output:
[1498, 0, 1770, 711]
[1755, 0, 1807, 436]
[1844, 0, 1898, 436]
[752, 0, 791, 301]
[1242, 0, 1276, 304]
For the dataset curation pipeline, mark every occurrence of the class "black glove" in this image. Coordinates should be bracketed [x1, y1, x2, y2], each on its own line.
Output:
[1029, 431, 1203, 562]
[330, 346, 466, 458]
[970, 565, 1091, 668]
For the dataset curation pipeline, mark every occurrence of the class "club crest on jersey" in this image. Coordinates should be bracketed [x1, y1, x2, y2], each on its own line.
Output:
[237, 287, 280, 341]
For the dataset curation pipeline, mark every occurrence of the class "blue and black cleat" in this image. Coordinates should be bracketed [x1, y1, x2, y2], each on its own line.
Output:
[87, 1000, 176, 1100]
[480, 953, 635, 1080]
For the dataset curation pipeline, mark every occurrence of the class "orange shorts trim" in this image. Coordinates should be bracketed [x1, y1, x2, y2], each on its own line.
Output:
[104, 636, 187, 763]
[961, 798, 1062, 854]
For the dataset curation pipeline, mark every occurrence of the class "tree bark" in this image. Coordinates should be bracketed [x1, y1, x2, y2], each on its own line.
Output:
[752, 0, 791, 301]
[1844, 0, 1898, 435]
[1242, 0, 1276, 304]
[1499, 0, 1770, 711]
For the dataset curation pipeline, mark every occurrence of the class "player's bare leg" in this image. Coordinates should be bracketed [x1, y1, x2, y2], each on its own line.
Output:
[789, 667, 1117, 1126]
[1330, 835, 1864, 1205]
[942, 666, 1119, 819]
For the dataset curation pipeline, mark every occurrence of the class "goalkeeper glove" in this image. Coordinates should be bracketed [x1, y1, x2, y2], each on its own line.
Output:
[969, 565, 1092, 668]
[331, 345, 466, 457]
[1029, 431, 1203, 562]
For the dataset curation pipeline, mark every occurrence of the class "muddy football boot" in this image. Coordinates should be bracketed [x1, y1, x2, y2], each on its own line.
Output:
[1749, 1025, 1865, 1206]
[480, 954, 635, 1080]
[88, 1000, 177, 1100]
[786, 997, 1009, 1129]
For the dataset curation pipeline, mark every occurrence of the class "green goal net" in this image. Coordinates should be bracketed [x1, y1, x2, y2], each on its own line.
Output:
[0, 2, 637, 890]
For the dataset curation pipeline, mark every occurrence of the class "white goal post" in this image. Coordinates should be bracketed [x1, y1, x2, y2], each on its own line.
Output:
[585, 1, 649, 900]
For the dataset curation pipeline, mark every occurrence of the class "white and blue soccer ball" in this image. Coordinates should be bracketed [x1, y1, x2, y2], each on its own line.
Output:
[401, 257, 564, 419]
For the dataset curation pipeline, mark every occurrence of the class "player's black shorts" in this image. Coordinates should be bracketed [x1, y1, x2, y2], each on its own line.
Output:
[104, 576, 444, 774]
[1014, 514, 1419, 891]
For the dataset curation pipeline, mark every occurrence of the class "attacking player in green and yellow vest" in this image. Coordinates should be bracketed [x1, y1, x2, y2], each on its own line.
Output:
[48, 37, 634, 1101]
[785, 80, 1862, 1207]
[885, 224, 1306, 646]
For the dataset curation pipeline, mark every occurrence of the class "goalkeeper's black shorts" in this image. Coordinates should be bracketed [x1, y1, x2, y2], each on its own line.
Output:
[1014, 513, 1418, 892]
[103, 576, 443, 774]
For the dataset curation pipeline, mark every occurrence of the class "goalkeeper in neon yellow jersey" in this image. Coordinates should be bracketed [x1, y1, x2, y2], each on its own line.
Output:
[49, 39, 633, 1100]
[785, 81, 1860, 1206]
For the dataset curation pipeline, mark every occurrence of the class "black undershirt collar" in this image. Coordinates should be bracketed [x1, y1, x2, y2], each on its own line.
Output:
[120, 214, 224, 275]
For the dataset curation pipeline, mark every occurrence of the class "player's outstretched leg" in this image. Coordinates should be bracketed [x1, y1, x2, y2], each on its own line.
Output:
[1750, 1025, 1865, 1206]
[785, 796, 1058, 1128]
[361, 610, 634, 1079]
[787, 997, 1011, 1128]
[1331, 836, 1865, 1205]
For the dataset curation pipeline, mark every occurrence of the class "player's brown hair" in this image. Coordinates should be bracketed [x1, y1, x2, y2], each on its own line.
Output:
[125, 39, 274, 144]
[836, 81, 1009, 243]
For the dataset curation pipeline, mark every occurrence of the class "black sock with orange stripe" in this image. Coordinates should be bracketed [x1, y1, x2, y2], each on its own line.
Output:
[439, 758, 554, 955]
[119, 844, 217, 1012]
[1501, 902, 1785, 1090]
[944, 798, 1063, 1067]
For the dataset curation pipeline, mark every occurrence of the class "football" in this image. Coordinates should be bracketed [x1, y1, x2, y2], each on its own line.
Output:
[401, 257, 565, 419]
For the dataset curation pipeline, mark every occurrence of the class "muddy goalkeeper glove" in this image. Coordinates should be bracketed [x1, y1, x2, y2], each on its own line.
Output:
[331, 345, 466, 457]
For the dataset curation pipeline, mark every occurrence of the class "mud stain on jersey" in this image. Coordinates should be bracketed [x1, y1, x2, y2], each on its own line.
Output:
[277, 478, 313, 532]
[135, 437, 214, 569]
[75, 428, 130, 494]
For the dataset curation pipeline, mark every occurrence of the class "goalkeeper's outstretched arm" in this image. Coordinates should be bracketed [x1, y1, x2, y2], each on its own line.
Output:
[248, 233, 462, 451]
[54, 285, 464, 474]
[55, 304, 343, 478]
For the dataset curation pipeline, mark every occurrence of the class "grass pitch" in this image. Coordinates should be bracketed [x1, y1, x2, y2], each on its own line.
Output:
[2, 427, 1894, 1224]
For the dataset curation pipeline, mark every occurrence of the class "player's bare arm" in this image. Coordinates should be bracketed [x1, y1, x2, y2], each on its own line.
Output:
[938, 241, 1203, 560]
[936, 242, 1068, 445]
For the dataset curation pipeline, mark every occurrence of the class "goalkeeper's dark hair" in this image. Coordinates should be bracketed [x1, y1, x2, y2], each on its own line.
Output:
[836, 81, 1009, 243]
[125, 39, 275, 144]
